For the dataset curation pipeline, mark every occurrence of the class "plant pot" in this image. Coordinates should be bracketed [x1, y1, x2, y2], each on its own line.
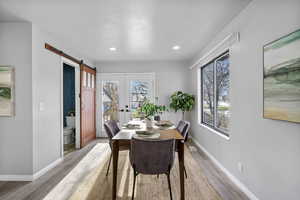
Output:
[145, 118, 152, 129]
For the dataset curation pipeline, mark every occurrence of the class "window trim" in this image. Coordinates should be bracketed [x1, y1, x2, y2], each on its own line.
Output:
[200, 50, 230, 138]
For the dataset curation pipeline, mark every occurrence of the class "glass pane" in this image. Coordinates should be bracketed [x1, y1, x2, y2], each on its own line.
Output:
[91, 74, 94, 88]
[102, 81, 120, 123]
[216, 53, 230, 132]
[202, 62, 214, 126]
[87, 73, 91, 88]
[129, 80, 150, 110]
[83, 71, 86, 87]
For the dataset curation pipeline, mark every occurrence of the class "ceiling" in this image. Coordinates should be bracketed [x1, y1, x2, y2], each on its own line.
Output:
[0, 0, 251, 62]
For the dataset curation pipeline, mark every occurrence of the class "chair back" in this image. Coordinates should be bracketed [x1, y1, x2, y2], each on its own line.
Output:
[130, 138, 175, 175]
[104, 122, 114, 140]
[107, 120, 120, 135]
[176, 120, 191, 142]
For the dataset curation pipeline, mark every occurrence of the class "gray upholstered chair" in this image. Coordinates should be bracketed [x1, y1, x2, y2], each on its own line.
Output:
[175, 120, 191, 178]
[176, 120, 190, 141]
[104, 120, 121, 176]
[130, 137, 175, 200]
[107, 120, 120, 135]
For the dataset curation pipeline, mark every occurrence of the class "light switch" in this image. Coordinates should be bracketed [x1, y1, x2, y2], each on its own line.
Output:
[39, 102, 45, 111]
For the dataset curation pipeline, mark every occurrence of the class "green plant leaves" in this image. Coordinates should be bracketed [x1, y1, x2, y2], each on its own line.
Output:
[0, 87, 11, 99]
[139, 101, 167, 119]
[169, 91, 195, 113]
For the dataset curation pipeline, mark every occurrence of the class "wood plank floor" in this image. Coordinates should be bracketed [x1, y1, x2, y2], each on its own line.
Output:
[0, 139, 249, 200]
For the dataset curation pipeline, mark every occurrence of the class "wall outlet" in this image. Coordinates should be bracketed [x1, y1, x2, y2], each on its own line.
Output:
[238, 162, 244, 173]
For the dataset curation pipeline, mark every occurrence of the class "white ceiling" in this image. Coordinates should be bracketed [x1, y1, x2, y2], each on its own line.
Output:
[0, 0, 251, 62]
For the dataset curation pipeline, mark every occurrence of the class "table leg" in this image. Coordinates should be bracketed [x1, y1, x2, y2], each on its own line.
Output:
[178, 140, 185, 200]
[112, 140, 119, 200]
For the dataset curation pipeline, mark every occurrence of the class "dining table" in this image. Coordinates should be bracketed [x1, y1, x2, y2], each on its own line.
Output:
[111, 120, 185, 200]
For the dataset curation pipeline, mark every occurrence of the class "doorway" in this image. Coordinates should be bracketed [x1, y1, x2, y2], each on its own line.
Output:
[61, 58, 81, 157]
[97, 73, 155, 137]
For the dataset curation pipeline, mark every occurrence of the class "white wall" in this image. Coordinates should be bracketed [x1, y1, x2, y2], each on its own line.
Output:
[0, 23, 32, 175]
[96, 60, 191, 125]
[32, 25, 95, 173]
[189, 0, 300, 199]
[0, 22, 94, 177]
[0, 23, 33, 175]
[32, 25, 63, 173]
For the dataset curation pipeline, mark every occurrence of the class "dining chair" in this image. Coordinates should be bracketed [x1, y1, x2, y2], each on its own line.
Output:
[176, 120, 191, 178]
[107, 120, 120, 135]
[130, 137, 175, 200]
[104, 120, 121, 176]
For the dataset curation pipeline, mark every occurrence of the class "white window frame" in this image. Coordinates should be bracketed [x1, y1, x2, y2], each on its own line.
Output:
[198, 51, 230, 140]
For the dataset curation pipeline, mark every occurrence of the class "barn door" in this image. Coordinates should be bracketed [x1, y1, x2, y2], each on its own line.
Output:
[80, 64, 96, 147]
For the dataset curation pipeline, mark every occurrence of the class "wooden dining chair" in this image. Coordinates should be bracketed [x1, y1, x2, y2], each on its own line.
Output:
[130, 137, 175, 200]
[104, 120, 122, 176]
[176, 120, 191, 178]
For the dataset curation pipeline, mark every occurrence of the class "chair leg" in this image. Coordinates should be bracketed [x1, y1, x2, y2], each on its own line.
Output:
[184, 165, 187, 178]
[166, 173, 173, 200]
[106, 153, 112, 176]
[157, 174, 159, 178]
[132, 170, 137, 200]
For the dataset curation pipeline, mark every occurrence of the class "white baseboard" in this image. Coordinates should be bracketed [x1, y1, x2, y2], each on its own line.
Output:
[0, 158, 63, 181]
[33, 158, 63, 180]
[0, 175, 33, 181]
[191, 137, 259, 200]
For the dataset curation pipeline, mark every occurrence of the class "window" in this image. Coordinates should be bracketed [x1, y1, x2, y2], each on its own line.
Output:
[201, 51, 230, 136]
[129, 80, 150, 111]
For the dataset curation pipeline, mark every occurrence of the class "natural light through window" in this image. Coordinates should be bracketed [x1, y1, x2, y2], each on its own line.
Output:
[200, 51, 230, 136]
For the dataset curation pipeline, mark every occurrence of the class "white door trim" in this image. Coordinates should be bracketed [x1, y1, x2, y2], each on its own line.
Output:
[60, 57, 81, 159]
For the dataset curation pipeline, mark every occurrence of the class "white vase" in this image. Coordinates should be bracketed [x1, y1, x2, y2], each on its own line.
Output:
[145, 118, 152, 129]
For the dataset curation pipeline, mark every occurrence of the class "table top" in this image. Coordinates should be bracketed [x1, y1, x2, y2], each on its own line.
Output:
[112, 120, 184, 141]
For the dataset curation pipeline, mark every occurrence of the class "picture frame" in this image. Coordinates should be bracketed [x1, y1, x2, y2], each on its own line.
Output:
[263, 29, 300, 123]
[0, 66, 15, 116]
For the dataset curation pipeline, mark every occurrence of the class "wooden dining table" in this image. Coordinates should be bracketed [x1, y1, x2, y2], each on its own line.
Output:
[111, 121, 185, 200]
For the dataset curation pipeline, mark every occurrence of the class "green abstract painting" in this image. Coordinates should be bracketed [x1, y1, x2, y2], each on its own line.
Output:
[0, 66, 14, 116]
[263, 29, 300, 123]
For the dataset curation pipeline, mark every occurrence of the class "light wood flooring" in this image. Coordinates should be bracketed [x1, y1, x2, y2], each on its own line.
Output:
[0, 139, 249, 200]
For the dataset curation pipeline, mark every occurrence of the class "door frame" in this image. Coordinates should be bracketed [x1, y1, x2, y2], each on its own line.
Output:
[60, 57, 81, 158]
[97, 72, 156, 137]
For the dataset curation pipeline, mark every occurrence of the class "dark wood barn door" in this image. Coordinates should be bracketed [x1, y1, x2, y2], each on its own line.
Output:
[80, 64, 96, 147]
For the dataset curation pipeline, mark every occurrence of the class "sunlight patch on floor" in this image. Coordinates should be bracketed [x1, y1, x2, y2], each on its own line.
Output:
[43, 143, 110, 200]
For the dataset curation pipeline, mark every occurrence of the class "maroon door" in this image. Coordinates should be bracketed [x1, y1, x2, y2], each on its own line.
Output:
[80, 64, 96, 147]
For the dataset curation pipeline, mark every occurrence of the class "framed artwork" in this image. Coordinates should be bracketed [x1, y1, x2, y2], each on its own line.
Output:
[263, 29, 300, 123]
[0, 66, 14, 116]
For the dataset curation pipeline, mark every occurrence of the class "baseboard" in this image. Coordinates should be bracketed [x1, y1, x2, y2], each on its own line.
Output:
[33, 158, 63, 180]
[190, 137, 259, 200]
[0, 158, 63, 181]
[0, 175, 33, 181]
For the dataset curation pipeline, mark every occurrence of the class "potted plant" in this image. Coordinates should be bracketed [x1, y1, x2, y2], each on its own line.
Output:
[139, 101, 167, 128]
[169, 91, 195, 120]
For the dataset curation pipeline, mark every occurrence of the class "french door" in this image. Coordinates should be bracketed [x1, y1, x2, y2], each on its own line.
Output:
[97, 73, 155, 137]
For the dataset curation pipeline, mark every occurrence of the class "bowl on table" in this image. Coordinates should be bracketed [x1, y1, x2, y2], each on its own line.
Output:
[123, 123, 141, 129]
[155, 120, 173, 127]
[134, 130, 160, 139]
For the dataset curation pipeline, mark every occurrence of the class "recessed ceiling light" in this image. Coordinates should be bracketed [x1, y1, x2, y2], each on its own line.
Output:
[172, 45, 181, 50]
[109, 47, 117, 51]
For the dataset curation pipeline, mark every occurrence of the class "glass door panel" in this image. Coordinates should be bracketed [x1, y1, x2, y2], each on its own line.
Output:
[129, 80, 151, 111]
[98, 73, 155, 137]
[102, 80, 120, 123]
[98, 74, 126, 137]
[125, 77, 154, 122]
